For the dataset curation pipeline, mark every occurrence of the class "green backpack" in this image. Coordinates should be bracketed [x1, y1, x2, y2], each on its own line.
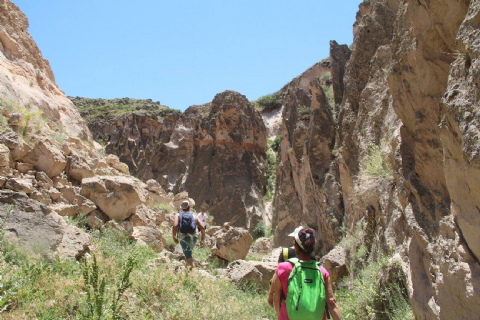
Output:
[285, 258, 326, 320]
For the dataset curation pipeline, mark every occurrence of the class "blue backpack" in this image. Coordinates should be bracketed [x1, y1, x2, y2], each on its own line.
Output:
[179, 211, 197, 234]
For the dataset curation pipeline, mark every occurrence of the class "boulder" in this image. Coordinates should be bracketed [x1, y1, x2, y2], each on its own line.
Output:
[35, 172, 53, 189]
[5, 177, 34, 193]
[146, 179, 164, 194]
[29, 190, 52, 205]
[49, 203, 79, 217]
[321, 246, 348, 285]
[66, 154, 94, 182]
[0, 131, 30, 161]
[211, 226, 253, 261]
[15, 162, 34, 173]
[227, 260, 277, 290]
[48, 187, 62, 201]
[81, 176, 148, 221]
[0, 190, 90, 260]
[129, 204, 157, 227]
[86, 210, 109, 229]
[76, 195, 96, 216]
[7, 112, 23, 126]
[22, 140, 66, 178]
[252, 237, 273, 254]
[106, 154, 130, 174]
[131, 226, 165, 252]
[173, 191, 195, 210]
[0, 144, 10, 167]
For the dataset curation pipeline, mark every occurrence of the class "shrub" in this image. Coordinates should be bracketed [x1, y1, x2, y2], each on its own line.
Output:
[255, 92, 283, 110]
[253, 221, 266, 239]
[359, 142, 393, 181]
[153, 202, 174, 212]
[270, 135, 281, 152]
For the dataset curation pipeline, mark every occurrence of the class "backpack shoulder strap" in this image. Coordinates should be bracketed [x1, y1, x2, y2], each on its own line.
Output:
[282, 247, 289, 262]
[286, 257, 301, 281]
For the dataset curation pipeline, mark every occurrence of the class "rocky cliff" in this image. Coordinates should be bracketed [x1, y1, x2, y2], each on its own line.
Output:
[326, 0, 479, 318]
[73, 92, 268, 231]
[0, 0, 90, 140]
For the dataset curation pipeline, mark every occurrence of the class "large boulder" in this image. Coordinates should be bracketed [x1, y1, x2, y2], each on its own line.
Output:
[321, 246, 348, 285]
[22, 140, 66, 178]
[131, 226, 165, 252]
[0, 143, 10, 167]
[4, 177, 34, 194]
[227, 260, 276, 290]
[66, 154, 94, 182]
[80, 176, 148, 221]
[0, 190, 90, 260]
[211, 226, 253, 261]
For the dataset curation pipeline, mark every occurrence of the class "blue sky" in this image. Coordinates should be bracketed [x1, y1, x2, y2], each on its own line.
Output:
[13, 0, 359, 111]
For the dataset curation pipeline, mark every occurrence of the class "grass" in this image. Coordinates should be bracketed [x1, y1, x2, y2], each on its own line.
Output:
[153, 203, 175, 212]
[359, 141, 394, 181]
[0, 219, 276, 320]
[263, 141, 277, 202]
[254, 92, 283, 112]
[70, 97, 181, 125]
[0, 98, 46, 137]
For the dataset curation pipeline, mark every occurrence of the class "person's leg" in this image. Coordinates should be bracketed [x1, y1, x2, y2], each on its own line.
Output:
[180, 236, 197, 269]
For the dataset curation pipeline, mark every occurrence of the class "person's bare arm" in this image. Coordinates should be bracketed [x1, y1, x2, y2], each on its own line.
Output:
[272, 270, 283, 317]
[325, 275, 341, 320]
[172, 215, 179, 244]
[267, 272, 278, 307]
[196, 217, 205, 244]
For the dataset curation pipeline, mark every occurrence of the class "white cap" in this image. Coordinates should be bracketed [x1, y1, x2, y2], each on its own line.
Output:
[180, 200, 190, 210]
[287, 226, 304, 237]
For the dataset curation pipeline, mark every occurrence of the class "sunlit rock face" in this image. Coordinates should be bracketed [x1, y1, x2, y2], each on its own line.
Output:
[332, 0, 480, 319]
[0, 0, 91, 140]
[81, 91, 268, 231]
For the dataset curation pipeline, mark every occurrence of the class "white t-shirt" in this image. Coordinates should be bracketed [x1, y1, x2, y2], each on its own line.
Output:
[197, 212, 208, 228]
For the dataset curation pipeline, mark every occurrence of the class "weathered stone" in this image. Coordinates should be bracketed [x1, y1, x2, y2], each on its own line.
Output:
[131, 226, 165, 252]
[76, 194, 96, 215]
[48, 187, 62, 201]
[35, 171, 53, 189]
[86, 210, 109, 229]
[0, 131, 30, 161]
[7, 112, 23, 126]
[0, 143, 10, 167]
[66, 154, 94, 182]
[5, 177, 34, 193]
[49, 203, 79, 217]
[251, 237, 273, 254]
[29, 190, 52, 205]
[211, 226, 253, 261]
[0, 190, 89, 259]
[129, 204, 156, 227]
[15, 162, 34, 173]
[106, 154, 130, 174]
[227, 260, 276, 290]
[81, 176, 148, 221]
[321, 246, 348, 285]
[146, 179, 164, 194]
[22, 140, 66, 178]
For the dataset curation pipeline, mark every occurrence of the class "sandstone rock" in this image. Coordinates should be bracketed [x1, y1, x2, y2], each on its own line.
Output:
[52, 175, 69, 189]
[7, 112, 23, 126]
[0, 131, 30, 161]
[76, 194, 96, 216]
[0, 190, 89, 259]
[106, 154, 130, 174]
[227, 260, 276, 290]
[22, 140, 66, 178]
[60, 186, 78, 204]
[321, 246, 348, 285]
[49, 203, 79, 217]
[0, 176, 6, 187]
[129, 204, 156, 227]
[131, 226, 165, 252]
[81, 176, 148, 221]
[206, 226, 221, 237]
[35, 171, 53, 189]
[15, 162, 34, 173]
[86, 210, 109, 229]
[211, 226, 253, 261]
[0, 143, 10, 167]
[66, 154, 94, 182]
[55, 225, 90, 260]
[48, 187, 62, 201]
[5, 177, 34, 193]
[29, 190, 52, 205]
[173, 191, 195, 210]
[146, 179, 163, 194]
[251, 237, 273, 254]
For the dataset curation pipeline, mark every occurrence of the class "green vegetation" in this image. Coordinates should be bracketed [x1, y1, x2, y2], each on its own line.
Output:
[264, 137, 278, 201]
[70, 97, 181, 125]
[359, 141, 394, 181]
[0, 98, 45, 137]
[153, 202, 175, 212]
[254, 92, 283, 112]
[336, 221, 413, 320]
[253, 221, 266, 239]
[0, 222, 275, 320]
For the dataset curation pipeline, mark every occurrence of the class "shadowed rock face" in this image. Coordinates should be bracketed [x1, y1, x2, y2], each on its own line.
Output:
[79, 91, 267, 231]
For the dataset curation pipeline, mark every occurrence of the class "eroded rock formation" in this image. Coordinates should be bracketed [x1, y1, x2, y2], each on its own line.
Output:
[77, 91, 268, 231]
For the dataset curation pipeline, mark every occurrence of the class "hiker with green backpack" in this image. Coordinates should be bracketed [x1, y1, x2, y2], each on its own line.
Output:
[271, 227, 341, 320]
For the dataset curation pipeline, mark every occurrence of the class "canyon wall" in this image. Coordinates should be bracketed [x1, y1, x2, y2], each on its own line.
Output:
[77, 92, 268, 231]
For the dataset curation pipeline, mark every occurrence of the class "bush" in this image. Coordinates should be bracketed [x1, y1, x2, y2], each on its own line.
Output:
[253, 221, 266, 239]
[255, 92, 283, 110]
[270, 135, 281, 152]
[359, 142, 393, 181]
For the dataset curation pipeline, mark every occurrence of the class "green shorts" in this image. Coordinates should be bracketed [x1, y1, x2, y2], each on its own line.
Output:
[179, 235, 197, 259]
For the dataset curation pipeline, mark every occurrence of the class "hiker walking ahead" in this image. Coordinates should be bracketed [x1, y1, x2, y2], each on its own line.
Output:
[271, 227, 341, 320]
[197, 208, 208, 231]
[172, 200, 205, 269]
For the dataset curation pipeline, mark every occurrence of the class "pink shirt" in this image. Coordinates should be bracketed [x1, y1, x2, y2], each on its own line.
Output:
[276, 261, 329, 320]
